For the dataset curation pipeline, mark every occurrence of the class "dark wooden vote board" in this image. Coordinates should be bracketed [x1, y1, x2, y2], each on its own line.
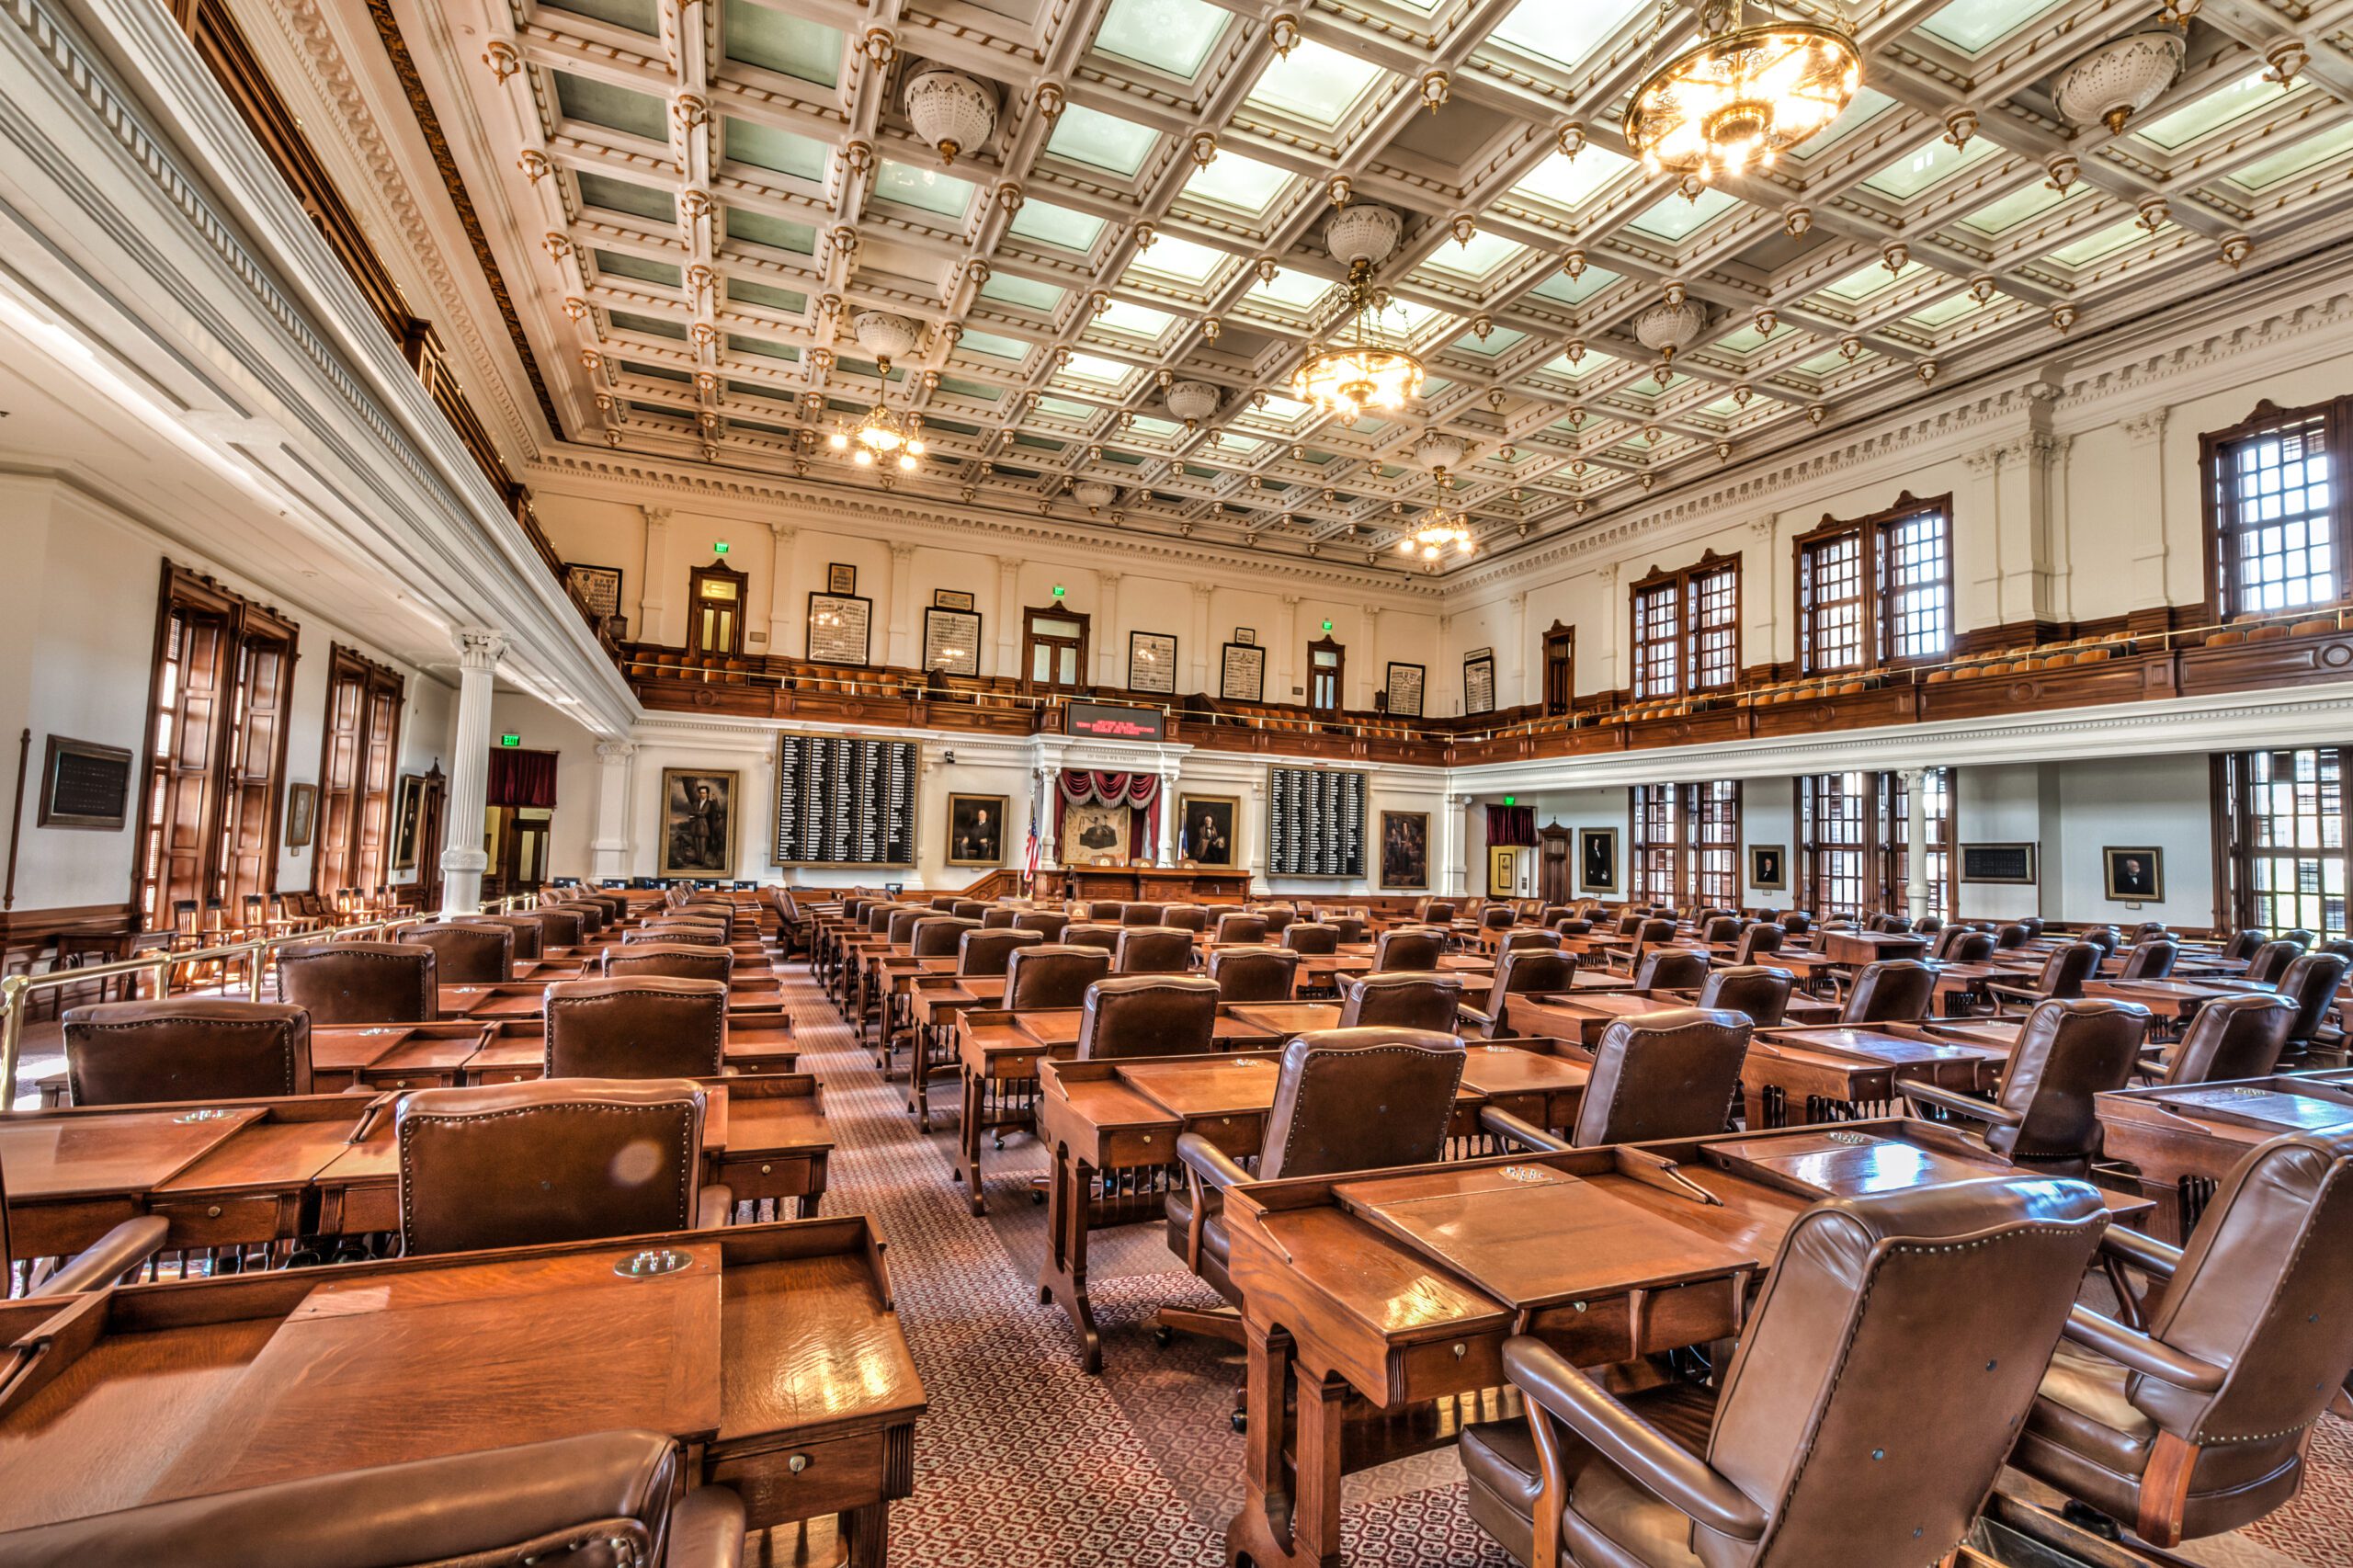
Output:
[774, 733, 916, 867]
[1266, 766, 1365, 878]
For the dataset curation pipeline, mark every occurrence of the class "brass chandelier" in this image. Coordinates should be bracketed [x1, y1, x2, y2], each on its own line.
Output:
[1623, 0, 1862, 180]
[827, 401, 927, 471]
[1397, 467, 1474, 562]
[1292, 259, 1424, 421]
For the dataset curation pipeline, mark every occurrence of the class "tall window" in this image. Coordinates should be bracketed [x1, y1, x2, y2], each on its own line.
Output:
[1631, 780, 1743, 906]
[1798, 769, 1953, 918]
[2218, 748, 2347, 937]
[1541, 621, 1575, 715]
[2203, 398, 2351, 619]
[1795, 494, 1953, 673]
[1631, 553, 1740, 699]
[313, 646, 406, 899]
[134, 567, 299, 932]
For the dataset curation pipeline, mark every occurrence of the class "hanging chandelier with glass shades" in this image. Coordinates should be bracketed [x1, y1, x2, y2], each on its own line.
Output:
[1293, 203, 1423, 421]
[1623, 0, 1862, 179]
[1398, 467, 1474, 562]
[827, 399, 927, 470]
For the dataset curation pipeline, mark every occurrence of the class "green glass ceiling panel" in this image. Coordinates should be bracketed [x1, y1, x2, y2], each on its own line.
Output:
[1488, 0, 1648, 67]
[731, 335, 800, 359]
[726, 277, 807, 312]
[1181, 151, 1294, 213]
[936, 375, 1000, 400]
[551, 73, 668, 142]
[1956, 178, 2075, 234]
[2227, 122, 2353, 188]
[725, 118, 828, 181]
[1818, 258, 1924, 301]
[1860, 133, 1995, 199]
[1901, 292, 1983, 330]
[1625, 187, 1739, 241]
[1095, 0, 1230, 78]
[1009, 199, 1107, 251]
[723, 0, 842, 85]
[1916, 0, 2066, 54]
[596, 250, 682, 287]
[1450, 325, 1527, 357]
[576, 171, 674, 222]
[1419, 229, 1527, 278]
[1243, 40, 1388, 127]
[1124, 234, 1231, 286]
[1242, 271, 1332, 312]
[1095, 300, 1176, 335]
[980, 273, 1067, 312]
[958, 329, 1032, 360]
[2047, 217, 2154, 267]
[550, 0, 658, 33]
[1530, 264, 1621, 305]
[608, 310, 686, 339]
[1045, 105, 1161, 177]
[873, 162, 977, 217]
[1510, 146, 1633, 210]
[2138, 72, 2286, 151]
[724, 208, 816, 254]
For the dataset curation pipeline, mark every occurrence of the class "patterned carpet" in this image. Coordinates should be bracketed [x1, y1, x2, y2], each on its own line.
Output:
[795, 962, 2352, 1568]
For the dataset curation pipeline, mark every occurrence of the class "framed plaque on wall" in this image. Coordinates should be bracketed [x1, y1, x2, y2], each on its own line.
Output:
[563, 562, 622, 622]
[807, 593, 872, 665]
[1463, 653, 1496, 715]
[1220, 641, 1266, 701]
[826, 562, 858, 596]
[922, 606, 983, 674]
[1129, 631, 1177, 693]
[933, 588, 975, 611]
[38, 736, 132, 830]
[1383, 661, 1426, 718]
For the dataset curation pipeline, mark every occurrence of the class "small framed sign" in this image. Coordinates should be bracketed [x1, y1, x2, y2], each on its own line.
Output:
[38, 736, 132, 830]
[563, 562, 623, 621]
[1233, 627, 1257, 646]
[285, 783, 318, 850]
[1463, 653, 1497, 716]
[826, 562, 858, 596]
[933, 587, 975, 611]
[1383, 661, 1426, 718]
[1220, 640, 1266, 701]
[922, 606, 983, 673]
[1129, 631, 1177, 694]
[808, 592, 872, 665]
[1960, 842, 2038, 885]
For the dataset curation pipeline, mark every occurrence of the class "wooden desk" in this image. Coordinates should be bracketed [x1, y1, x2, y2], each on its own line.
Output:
[0, 1221, 924, 1563]
[2084, 976, 2267, 1025]
[1817, 930, 1927, 966]
[1038, 865, 1249, 902]
[460, 1017, 801, 1084]
[1504, 990, 1838, 1049]
[1216, 1120, 2070, 1568]
[2096, 1070, 2353, 1240]
[1744, 1023, 2011, 1130]
[1033, 1044, 1589, 1370]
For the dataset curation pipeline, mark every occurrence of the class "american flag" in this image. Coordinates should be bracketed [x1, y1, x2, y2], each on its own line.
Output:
[1024, 818, 1039, 887]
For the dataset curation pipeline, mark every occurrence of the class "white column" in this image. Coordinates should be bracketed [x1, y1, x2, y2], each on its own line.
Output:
[591, 741, 636, 881]
[1901, 766, 1930, 924]
[637, 507, 672, 645]
[2122, 409, 2171, 609]
[995, 558, 1023, 677]
[1278, 595, 1302, 700]
[767, 522, 798, 657]
[1189, 584, 1213, 691]
[1097, 572, 1122, 687]
[1032, 763, 1060, 872]
[1746, 516, 1779, 670]
[438, 629, 507, 915]
[1445, 791, 1473, 897]
[1156, 762, 1179, 866]
[1508, 591, 1529, 706]
[888, 541, 917, 665]
[1360, 604, 1382, 710]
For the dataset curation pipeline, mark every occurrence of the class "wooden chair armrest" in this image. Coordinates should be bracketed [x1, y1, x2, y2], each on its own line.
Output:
[2063, 1306, 2225, 1392]
[1174, 1131, 1252, 1192]
[32, 1215, 168, 1297]
[694, 1183, 736, 1230]
[2097, 1224, 2184, 1282]
[1479, 1105, 1570, 1153]
[1899, 1080, 2021, 1126]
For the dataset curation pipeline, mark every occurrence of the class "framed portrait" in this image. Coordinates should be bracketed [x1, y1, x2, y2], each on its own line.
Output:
[659, 769, 739, 879]
[1463, 653, 1497, 716]
[563, 562, 622, 621]
[933, 588, 975, 611]
[1749, 844, 1787, 892]
[1579, 826, 1619, 893]
[37, 736, 132, 831]
[1129, 631, 1178, 694]
[1178, 794, 1239, 868]
[284, 783, 318, 850]
[1488, 846, 1520, 897]
[946, 793, 1007, 868]
[2104, 846, 2164, 903]
[391, 774, 426, 870]
[826, 562, 858, 596]
[1380, 811, 1430, 891]
[1062, 802, 1131, 865]
[923, 606, 983, 674]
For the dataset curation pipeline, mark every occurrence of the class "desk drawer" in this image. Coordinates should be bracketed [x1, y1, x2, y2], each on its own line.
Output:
[707, 1429, 886, 1528]
[714, 1152, 820, 1201]
[151, 1192, 296, 1248]
[358, 1068, 461, 1090]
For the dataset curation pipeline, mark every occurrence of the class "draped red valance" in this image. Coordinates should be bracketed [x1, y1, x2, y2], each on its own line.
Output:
[1486, 803, 1536, 847]
[1052, 768, 1160, 862]
[487, 747, 558, 810]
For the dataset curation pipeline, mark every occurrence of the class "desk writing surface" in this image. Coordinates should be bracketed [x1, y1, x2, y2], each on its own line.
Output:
[1118, 1056, 1285, 1119]
[1334, 1165, 1759, 1309]
[2143, 1083, 2353, 1134]
[1223, 1003, 1341, 1037]
[154, 1116, 360, 1196]
[0, 1109, 266, 1200]
[1702, 1130, 2017, 1201]
[1012, 1013, 1268, 1050]
[721, 1091, 830, 1155]
[152, 1244, 724, 1501]
[309, 1026, 423, 1071]
[1247, 1205, 1516, 1339]
[1759, 1026, 2002, 1068]
[717, 1249, 923, 1441]
[1457, 1045, 1591, 1099]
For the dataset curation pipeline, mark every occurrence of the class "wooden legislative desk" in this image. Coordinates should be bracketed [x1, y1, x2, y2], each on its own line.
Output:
[1502, 988, 1838, 1049]
[1033, 1039, 1592, 1371]
[1215, 1120, 2148, 1568]
[1743, 1021, 2018, 1130]
[0, 1220, 924, 1563]
[439, 972, 785, 1019]
[2096, 1069, 2353, 1241]
[1037, 865, 1249, 903]
[1816, 930, 1928, 966]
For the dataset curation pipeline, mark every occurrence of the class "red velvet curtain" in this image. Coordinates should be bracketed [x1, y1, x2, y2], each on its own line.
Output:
[1053, 770, 1161, 862]
[1486, 803, 1536, 846]
[487, 748, 558, 809]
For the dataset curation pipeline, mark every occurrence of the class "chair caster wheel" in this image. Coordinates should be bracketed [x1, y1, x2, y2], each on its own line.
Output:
[1230, 1411, 1247, 1434]
[1154, 1325, 1174, 1347]
[993, 1135, 1006, 1150]
[1030, 1188, 1046, 1206]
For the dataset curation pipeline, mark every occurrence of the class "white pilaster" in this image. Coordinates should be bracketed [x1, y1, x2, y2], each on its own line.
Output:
[637, 507, 672, 645]
[439, 629, 507, 915]
[767, 522, 798, 656]
[1508, 591, 1529, 706]
[1901, 766, 1930, 923]
[1156, 762, 1179, 867]
[996, 558, 1022, 678]
[1189, 584, 1213, 691]
[1032, 762, 1060, 873]
[1278, 595, 1302, 700]
[1361, 604, 1382, 710]
[1097, 572, 1122, 687]
[591, 741, 636, 881]
[883, 542, 915, 665]
[2123, 409, 2172, 610]
[1445, 791, 1473, 897]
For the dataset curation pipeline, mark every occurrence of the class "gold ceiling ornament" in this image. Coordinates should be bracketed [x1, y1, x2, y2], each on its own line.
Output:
[483, 39, 520, 84]
[1397, 466, 1475, 561]
[1968, 273, 1996, 303]
[1942, 107, 1977, 149]
[1623, 0, 1861, 180]
[1420, 70, 1449, 111]
[1269, 12, 1302, 58]
[2219, 233, 2252, 270]
[1558, 121, 1586, 159]
[1293, 204, 1423, 421]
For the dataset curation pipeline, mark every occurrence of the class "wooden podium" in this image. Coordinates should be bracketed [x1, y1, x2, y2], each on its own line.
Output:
[1037, 864, 1250, 903]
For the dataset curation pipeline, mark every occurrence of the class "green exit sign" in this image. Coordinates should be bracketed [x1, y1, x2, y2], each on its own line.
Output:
[1503, 795, 1517, 806]
[499, 734, 522, 748]
[1321, 619, 1334, 631]
[1051, 584, 1066, 597]
[712, 540, 730, 553]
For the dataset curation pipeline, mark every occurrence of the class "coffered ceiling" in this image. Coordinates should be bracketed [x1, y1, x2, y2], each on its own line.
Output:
[415, 0, 2353, 574]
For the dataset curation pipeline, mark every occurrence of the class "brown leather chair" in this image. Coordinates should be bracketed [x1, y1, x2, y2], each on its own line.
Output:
[884, 908, 926, 946]
[1838, 958, 1936, 1024]
[909, 915, 980, 960]
[958, 927, 1043, 977]
[278, 941, 437, 1025]
[1115, 926, 1194, 974]
[626, 924, 727, 948]
[2012, 1127, 2353, 1546]
[2116, 938, 2179, 981]
[1628, 947, 1705, 992]
[1570, 1007, 1750, 1146]
[950, 900, 990, 922]
[1157, 1027, 1467, 1336]
[1282, 922, 1340, 955]
[1013, 910, 1071, 940]
[1160, 905, 1209, 934]
[468, 915, 545, 962]
[1371, 926, 1445, 972]
[1421, 900, 1458, 926]
[2221, 928, 2265, 962]
[2243, 938, 2303, 985]
[1206, 946, 1299, 1003]
[1073, 974, 1222, 1060]
[1338, 971, 1463, 1032]
[62, 999, 312, 1105]
[0, 1429, 746, 1568]
[1462, 1175, 2110, 1568]
[1212, 912, 1267, 945]
[1699, 915, 1743, 945]
[1003, 944, 1113, 1010]
[1256, 907, 1296, 937]
[1940, 928, 1996, 963]
[2272, 950, 2348, 1055]
[543, 977, 726, 1079]
[1995, 921, 2032, 949]
[1626, 917, 1678, 967]
[2151, 992, 2293, 1085]
[602, 942, 735, 984]
[1729, 924, 1783, 964]
[396, 1078, 729, 1255]
[1328, 915, 1369, 944]
[1694, 964, 1794, 1028]
[1780, 911, 1813, 935]
[1459, 949, 1577, 1039]
[981, 905, 1020, 928]
[1063, 922, 1121, 953]
[1120, 903, 1166, 927]
[1500, 928, 1562, 954]
[1903, 997, 2151, 1176]
[398, 922, 515, 984]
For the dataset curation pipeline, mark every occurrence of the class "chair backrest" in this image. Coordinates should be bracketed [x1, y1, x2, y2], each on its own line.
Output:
[1704, 1177, 2110, 1568]
[2118, 938, 2179, 980]
[1003, 944, 1112, 1010]
[1700, 915, 1743, 944]
[543, 977, 726, 1079]
[1632, 948, 1710, 992]
[278, 942, 437, 1025]
[2026, 941, 2099, 1000]
[2131, 1129, 2353, 1487]
[1869, 913, 1912, 934]
[1838, 959, 1936, 1024]
[601, 942, 735, 984]
[1732, 924, 1784, 964]
[1160, 905, 1209, 933]
[2222, 928, 2266, 961]
[1256, 1028, 1467, 1181]
[1120, 903, 1166, 927]
[551, 902, 604, 936]
[929, 895, 961, 913]
[1206, 946, 1301, 1004]
[1213, 912, 1268, 945]
[1338, 972, 1463, 1032]
[1421, 901, 1457, 926]
[1481, 949, 1576, 1016]
[2245, 938, 2303, 985]
[397, 1078, 709, 1256]
[1328, 915, 1369, 944]
[625, 924, 725, 948]
[1481, 906, 1515, 932]
[886, 908, 926, 945]
[1989, 998, 2151, 1169]
[1114, 926, 1194, 974]
[63, 1000, 312, 1105]
[2078, 925, 2120, 957]
[397, 922, 514, 984]
[1062, 923, 1121, 953]
[1012, 911, 1070, 940]
[1283, 922, 1340, 955]
[2281, 926, 2320, 949]
[1498, 928, 1561, 953]
[469, 915, 545, 962]
[1695, 965, 1794, 1028]
[1573, 1006, 1752, 1146]
[2165, 993, 2295, 1085]
[1947, 929, 1997, 963]
[2276, 951, 2349, 1044]
[958, 927, 1043, 977]
[1256, 908, 1296, 936]
[1780, 912, 1813, 934]
[952, 900, 990, 921]
[1074, 975, 1222, 1060]
[981, 906, 1020, 928]
[910, 916, 980, 960]
[1633, 917, 1677, 949]
[1371, 927, 1444, 972]
[1995, 922, 2030, 949]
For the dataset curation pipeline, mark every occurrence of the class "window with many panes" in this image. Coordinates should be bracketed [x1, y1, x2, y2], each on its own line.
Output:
[1631, 780, 1743, 906]
[312, 646, 406, 901]
[1691, 780, 1742, 907]
[2219, 748, 2347, 937]
[1631, 784, 1681, 905]
[2203, 398, 2351, 619]
[1795, 494, 1953, 673]
[1798, 769, 1953, 918]
[1629, 553, 1740, 699]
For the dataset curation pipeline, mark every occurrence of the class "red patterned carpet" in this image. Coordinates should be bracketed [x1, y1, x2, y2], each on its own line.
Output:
[773, 963, 2352, 1568]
